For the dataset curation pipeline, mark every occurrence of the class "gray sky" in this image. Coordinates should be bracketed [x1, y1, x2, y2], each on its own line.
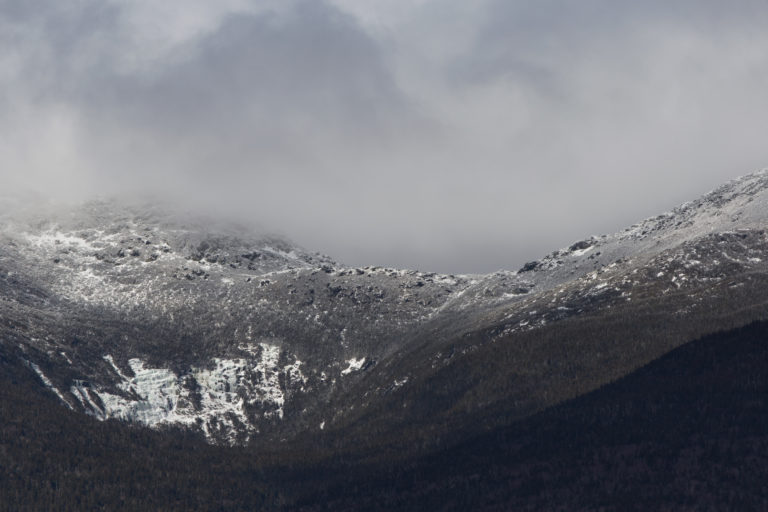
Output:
[2, 0, 768, 273]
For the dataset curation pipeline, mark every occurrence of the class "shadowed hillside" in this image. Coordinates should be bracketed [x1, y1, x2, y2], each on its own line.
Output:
[288, 320, 768, 511]
[3, 321, 768, 510]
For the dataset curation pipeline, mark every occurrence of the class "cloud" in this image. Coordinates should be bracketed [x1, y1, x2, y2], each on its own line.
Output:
[2, 1, 768, 272]
[2, 1, 416, 189]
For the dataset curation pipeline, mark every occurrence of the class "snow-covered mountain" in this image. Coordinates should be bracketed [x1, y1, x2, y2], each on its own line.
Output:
[4, 169, 768, 447]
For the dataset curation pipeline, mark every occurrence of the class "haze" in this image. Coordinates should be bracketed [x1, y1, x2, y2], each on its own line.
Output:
[2, 0, 768, 273]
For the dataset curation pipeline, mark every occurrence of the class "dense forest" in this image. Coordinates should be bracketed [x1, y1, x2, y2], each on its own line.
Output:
[3, 320, 768, 510]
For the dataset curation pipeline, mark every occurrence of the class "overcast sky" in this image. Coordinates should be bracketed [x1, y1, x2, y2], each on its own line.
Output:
[2, 1, 768, 273]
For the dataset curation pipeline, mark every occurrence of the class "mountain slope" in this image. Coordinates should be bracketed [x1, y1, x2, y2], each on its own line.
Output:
[289, 319, 768, 511]
[3, 317, 767, 511]
[3, 170, 768, 450]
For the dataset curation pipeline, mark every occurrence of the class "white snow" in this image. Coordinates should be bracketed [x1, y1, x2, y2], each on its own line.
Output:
[571, 246, 594, 257]
[284, 359, 307, 390]
[77, 345, 302, 443]
[341, 357, 366, 376]
[103, 354, 131, 381]
[71, 384, 105, 418]
[18, 227, 190, 310]
[392, 377, 409, 389]
[25, 231, 98, 252]
[251, 343, 285, 419]
[28, 362, 73, 409]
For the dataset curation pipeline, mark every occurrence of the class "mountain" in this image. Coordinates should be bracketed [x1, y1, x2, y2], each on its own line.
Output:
[2, 170, 768, 509]
[0, 200, 475, 445]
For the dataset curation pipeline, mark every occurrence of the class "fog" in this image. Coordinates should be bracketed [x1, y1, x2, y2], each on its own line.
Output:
[2, 0, 768, 273]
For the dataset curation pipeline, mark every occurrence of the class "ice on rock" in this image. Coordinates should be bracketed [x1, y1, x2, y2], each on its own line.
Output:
[81, 345, 302, 442]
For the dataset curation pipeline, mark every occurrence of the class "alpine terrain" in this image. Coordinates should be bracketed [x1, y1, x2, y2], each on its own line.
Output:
[3, 170, 768, 510]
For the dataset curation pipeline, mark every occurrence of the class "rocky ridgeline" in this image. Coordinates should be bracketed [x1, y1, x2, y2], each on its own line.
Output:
[3, 169, 768, 445]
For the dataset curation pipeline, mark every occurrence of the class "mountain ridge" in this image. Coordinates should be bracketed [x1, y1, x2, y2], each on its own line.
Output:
[3, 168, 768, 448]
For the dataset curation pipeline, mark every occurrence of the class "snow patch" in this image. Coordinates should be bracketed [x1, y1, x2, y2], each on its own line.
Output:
[80, 346, 303, 443]
[28, 362, 73, 409]
[341, 357, 366, 376]
[392, 377, 409, 389]
[571, 245, 594, 257]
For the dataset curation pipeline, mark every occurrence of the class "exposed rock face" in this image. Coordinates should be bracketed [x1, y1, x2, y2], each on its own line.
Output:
[4, 169, 768, 446]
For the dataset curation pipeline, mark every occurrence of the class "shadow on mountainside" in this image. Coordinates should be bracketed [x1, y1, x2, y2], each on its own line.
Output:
[289, 320, 768, 511]
[2, 320, 768, 511]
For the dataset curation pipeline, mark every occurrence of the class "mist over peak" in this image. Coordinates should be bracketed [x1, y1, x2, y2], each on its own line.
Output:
[3, 1, 768, 272]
